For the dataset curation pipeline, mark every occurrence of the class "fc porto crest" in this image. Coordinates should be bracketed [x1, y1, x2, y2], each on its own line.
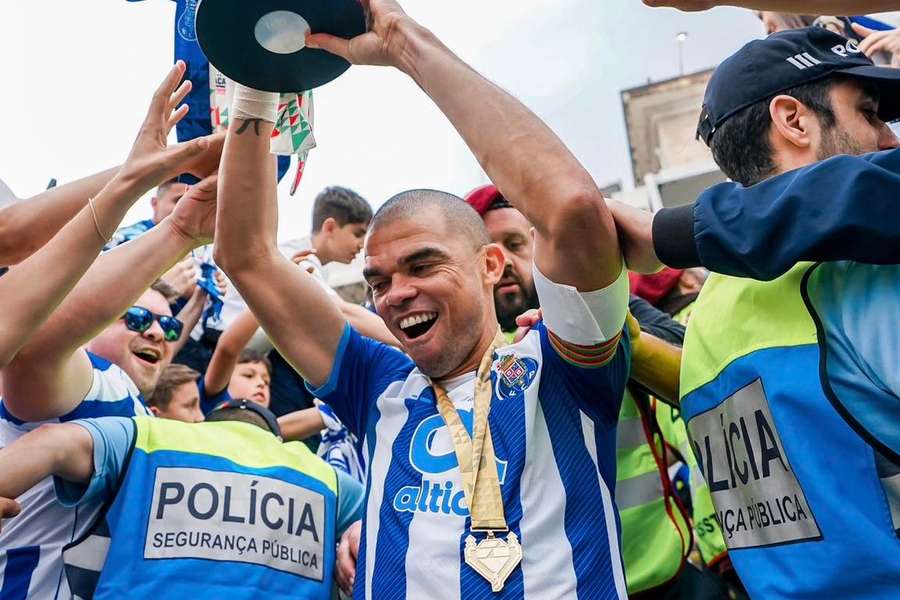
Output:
[177, 0, 199, 42]
[492, 354, 537, 401]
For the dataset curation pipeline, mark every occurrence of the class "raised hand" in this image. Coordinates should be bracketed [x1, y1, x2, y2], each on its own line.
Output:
[168, 174, 218, 246]
[306, 0, 415, 68]
[119, 61, 212, 189]
[160, 255, 200, 299]
[607, 199, 663, 274]
[853, 23, 900, 68]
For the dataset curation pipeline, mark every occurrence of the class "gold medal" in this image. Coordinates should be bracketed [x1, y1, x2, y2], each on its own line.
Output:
[434, 330, 521, 592]
[464, 531, 523, 592]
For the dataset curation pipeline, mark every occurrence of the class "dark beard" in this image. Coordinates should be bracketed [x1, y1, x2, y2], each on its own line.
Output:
[496, 287, 540, 333]
[817, 125, 869, 161]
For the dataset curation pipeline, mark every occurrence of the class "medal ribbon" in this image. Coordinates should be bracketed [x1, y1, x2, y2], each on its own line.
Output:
[433, 329, 508, 531]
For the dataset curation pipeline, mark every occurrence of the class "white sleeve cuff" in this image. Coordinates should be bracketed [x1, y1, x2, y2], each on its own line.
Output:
[533, 262, 629, 345]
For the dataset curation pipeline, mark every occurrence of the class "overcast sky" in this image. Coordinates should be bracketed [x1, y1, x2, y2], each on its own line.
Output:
[1, 0, 762, 238]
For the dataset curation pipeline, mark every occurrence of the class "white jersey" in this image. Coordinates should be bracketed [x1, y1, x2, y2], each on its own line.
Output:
[0, 352, 148, 599]
[309, 268, 632, 599]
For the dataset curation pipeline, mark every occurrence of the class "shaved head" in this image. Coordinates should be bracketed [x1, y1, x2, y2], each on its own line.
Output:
[364, 188, 506, 379]
[371, 189, 490, 248]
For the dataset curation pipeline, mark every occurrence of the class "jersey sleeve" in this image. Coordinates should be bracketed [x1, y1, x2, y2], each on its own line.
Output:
[198, 376, 231, 415]
[335, 468, 365, 537]
[531, 264, 630, 422]
[306, 324, 413, 439]
[54, 417, 136, 507]
[653, 148, 900, 281]
[537, 321, 631, 425]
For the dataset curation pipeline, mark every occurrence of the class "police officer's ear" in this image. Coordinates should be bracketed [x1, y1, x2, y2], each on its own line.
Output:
[769, 94, 816, 152]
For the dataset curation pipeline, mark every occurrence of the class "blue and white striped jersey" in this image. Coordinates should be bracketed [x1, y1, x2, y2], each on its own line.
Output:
[0, 352, 149, 599]
[310, 321, 630, 600]
[317, 402, 367, 484]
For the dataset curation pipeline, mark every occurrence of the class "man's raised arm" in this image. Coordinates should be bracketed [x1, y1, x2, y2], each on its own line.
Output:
[309, 1, 621, 293]
[641, 0, 900, 12]
[0, 166, 119, 266]
[213, 92, 345, 389]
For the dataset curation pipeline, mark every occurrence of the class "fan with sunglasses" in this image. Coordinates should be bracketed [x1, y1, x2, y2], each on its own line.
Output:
[121, 306, 184, 342]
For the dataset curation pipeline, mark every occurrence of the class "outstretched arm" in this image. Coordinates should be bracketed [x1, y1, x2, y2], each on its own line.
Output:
[3, 176, 218, 422]
[0, 423, 95, 531]
[0, 62, 211, 373]
[309, 1, 621, 293]
[612, 149, 900, 280]
[214, 92, 345, 389]
[0, 167, 120, 266]
[641, 0, 900, 12]
[278, 406, 326, 442]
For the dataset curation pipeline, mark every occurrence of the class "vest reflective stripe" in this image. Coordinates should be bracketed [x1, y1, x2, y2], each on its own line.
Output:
[680, 265, 900, 599]
[616, 392, 690, 594]
[670, 302, 729, 566]
[77, 418, 338, 600]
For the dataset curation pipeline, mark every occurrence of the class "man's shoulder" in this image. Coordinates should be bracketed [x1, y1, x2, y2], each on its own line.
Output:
[78, 352, 149, 418]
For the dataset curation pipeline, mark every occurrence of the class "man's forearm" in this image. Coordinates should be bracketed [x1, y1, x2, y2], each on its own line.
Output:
[17, 221, 195, 362]
[0, 166, 119, 266]
[215, 118, 345, 387]
[645, 0, 900, 12]
[0, 424, 93, 501]
[278, 407, 326, 442]
[0, 173, 145, 367]
[724, 0, 899, 11]
[395, 21, 621, 289]
[651, 151, 900, 280]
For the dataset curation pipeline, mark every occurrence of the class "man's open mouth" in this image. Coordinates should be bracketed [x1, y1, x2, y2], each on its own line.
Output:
[133, 348, 161, 365]
[399, 312, 438, 340]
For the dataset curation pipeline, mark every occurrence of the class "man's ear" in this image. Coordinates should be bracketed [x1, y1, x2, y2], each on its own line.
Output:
[483, 243, 506, 286]
[150, 196, 159, 210]
[769, 94, 814, 150]
[321, 217, 337, 234]
[149, 406, 161, 417]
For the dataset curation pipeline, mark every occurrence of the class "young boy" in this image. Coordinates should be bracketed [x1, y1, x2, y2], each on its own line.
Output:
[147, 364, 205, 423]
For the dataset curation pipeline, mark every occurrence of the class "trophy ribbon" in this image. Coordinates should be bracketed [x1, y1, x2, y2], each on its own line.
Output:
[210, 66, 316, 194]
[433, 329, 522, 593]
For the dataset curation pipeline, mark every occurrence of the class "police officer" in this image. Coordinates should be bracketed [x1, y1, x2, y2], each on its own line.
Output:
[665, 28, 900, 600]
[0, 399, 363, 599]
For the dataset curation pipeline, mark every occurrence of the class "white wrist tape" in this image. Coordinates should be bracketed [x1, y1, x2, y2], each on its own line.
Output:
[533, 261, 629, 345]
[231, 83, 279, 123]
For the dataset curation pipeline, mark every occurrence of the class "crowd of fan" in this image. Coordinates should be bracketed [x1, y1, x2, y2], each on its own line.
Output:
[1, 1, 899, 599]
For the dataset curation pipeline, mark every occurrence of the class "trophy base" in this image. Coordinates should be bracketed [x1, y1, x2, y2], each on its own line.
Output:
[197, 0, 366, 93]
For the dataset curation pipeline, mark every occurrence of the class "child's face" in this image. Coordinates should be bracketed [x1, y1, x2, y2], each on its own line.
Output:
[228, 361, 271, 408]
[330, 221, 369, 264]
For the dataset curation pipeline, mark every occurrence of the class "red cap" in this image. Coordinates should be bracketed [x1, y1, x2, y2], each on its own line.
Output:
[629, 268, 684, 305]
[464, 184, 503, 217]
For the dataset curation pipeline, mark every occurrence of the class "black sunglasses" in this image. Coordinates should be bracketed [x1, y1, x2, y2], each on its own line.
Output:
[121, 306, 183, 342]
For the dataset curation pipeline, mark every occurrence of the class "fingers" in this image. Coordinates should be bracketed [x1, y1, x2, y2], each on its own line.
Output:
[0, 498, 21, 531]
[166, 104, 190, 133]
[169, 80, 193, 113]
[148, 61, 187, 121]
[336, 535, 355, 595]
[851, 22, 876, 40]
[306, 33, 354, 61]
[291, 249, 317, 264]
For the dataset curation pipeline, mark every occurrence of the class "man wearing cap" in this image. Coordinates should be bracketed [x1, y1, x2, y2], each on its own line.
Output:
[620, 27, 900, 599]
